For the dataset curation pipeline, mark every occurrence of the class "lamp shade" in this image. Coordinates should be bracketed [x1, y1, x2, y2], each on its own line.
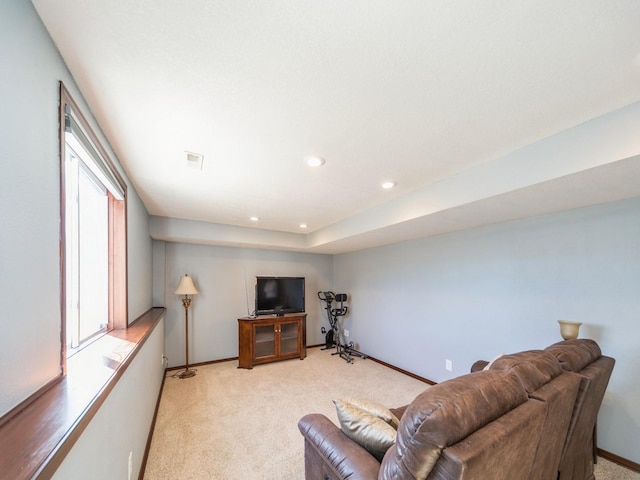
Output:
[175, 274, 198, 295]
[558, 320, 581, 340]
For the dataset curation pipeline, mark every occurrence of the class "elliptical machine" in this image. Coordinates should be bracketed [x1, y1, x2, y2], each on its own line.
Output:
[317, 291, 367, 364]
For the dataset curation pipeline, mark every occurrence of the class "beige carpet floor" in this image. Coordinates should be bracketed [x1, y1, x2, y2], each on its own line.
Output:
[144, 347, 639, 480]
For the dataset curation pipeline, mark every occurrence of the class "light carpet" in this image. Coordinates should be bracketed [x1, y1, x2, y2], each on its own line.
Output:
[143, 347, 639, 480]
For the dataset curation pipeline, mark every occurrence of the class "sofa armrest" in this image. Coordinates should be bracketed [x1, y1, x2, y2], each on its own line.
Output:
[298, 413, 380, 480]
[471, 360, 489, 372]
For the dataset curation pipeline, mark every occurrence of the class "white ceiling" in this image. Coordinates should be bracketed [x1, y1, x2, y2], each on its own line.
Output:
[32, 0, 640, 253]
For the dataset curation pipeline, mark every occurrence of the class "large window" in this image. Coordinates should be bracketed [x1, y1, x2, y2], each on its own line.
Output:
[59, 83, 127, 361]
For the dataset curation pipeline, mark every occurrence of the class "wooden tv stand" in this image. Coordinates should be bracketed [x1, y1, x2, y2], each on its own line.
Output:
[238, 313, 307, 369]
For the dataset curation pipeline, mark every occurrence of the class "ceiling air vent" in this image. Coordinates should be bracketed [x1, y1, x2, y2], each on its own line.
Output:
[184, 151, 204, 170]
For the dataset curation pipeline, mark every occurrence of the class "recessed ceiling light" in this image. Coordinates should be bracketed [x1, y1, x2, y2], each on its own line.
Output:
[250, 216, 260, 222]
[305, 156, 325, 167]
[382, 181, 397, 189]
[299, 223, 308, 229]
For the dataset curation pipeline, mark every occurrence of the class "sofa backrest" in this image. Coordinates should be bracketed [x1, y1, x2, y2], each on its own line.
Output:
[545, 338, 602, 371]
[545, 339, 615, 480]
[428, 396, 547, 480]
[379, 369, 531, 480]
[489, 349, 563, 393]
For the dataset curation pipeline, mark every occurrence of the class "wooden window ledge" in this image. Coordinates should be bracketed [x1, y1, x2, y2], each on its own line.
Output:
[0, 307, 165, 480]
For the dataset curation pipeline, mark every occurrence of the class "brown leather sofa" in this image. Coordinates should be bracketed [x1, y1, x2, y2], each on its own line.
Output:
[298, 340, 614, 480]
[298, 343, 601, 480]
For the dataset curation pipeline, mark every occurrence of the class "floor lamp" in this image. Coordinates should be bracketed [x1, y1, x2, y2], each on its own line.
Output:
[175, 274, 198, 379]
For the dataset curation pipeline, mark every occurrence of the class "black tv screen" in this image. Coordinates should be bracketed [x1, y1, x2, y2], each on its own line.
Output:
[255, 276, 305, 316]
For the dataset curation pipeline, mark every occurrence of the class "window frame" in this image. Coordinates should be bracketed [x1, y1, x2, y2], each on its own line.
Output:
[59, 82, 128, 370]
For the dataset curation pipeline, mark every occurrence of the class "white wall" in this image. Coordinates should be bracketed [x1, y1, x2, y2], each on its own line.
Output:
[157, 242, 333, 367]
[333, 196, 640, 463]
[51, 320, 165, 480]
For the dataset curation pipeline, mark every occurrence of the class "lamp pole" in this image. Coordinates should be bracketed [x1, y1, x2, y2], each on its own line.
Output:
[179, 295, 196, 378]
[175, 274, 198, 379]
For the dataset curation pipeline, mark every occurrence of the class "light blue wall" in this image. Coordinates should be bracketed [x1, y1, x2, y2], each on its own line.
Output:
[334, 197, 640, 463]
[1, 1, 157, 478]
[0, 0, 154, 416]
[1, 0, 70, 416]
[128, 188, 154, 320]
[51, 320, 165, 480]
[158, 242, 333, 367]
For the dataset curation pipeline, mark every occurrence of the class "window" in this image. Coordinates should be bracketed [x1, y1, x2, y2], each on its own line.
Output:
[65, 156, 109, 348]
[59, 83, 128, 361]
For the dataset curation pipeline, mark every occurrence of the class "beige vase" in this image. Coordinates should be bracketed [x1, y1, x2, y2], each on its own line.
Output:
[558, 320, 582, 340]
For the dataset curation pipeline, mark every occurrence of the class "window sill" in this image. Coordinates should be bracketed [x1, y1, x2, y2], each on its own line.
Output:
[0, 307, 165, 480]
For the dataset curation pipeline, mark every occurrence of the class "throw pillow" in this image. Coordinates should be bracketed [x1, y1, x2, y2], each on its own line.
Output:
[342, 397, 400, 428]
[333, 398, 398, 461]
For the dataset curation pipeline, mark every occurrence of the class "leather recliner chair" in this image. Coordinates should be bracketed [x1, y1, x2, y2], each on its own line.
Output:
[472, 339, 615, 480]
[544, 339, 615, 480]
[472, 350, 583, 479]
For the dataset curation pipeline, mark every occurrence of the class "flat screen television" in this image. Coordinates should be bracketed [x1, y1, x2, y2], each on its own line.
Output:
[255, 276, 305, 316]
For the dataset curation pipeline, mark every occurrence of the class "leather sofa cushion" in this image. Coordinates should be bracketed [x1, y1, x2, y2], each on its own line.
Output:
[379, 369, 527, 480]
[545, 339, 602, 372]
[489, 349, 563, 393]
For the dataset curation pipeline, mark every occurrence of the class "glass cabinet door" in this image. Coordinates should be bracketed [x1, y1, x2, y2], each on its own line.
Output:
[279, 321, 299, 356]
[254, 324, 275, 359]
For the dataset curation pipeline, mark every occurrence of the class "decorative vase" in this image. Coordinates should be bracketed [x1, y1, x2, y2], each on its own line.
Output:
[558, 320, 582, 340]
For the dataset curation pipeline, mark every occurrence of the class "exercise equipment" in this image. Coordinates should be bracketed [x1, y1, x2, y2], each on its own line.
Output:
[317, 291, 367, 363]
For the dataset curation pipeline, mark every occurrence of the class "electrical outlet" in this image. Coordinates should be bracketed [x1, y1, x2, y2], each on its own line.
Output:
[128, 451, 133, 480]
[344, 329, 350, 337]
[445, 359, 453, 371]
[160, 354, 164, 366]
